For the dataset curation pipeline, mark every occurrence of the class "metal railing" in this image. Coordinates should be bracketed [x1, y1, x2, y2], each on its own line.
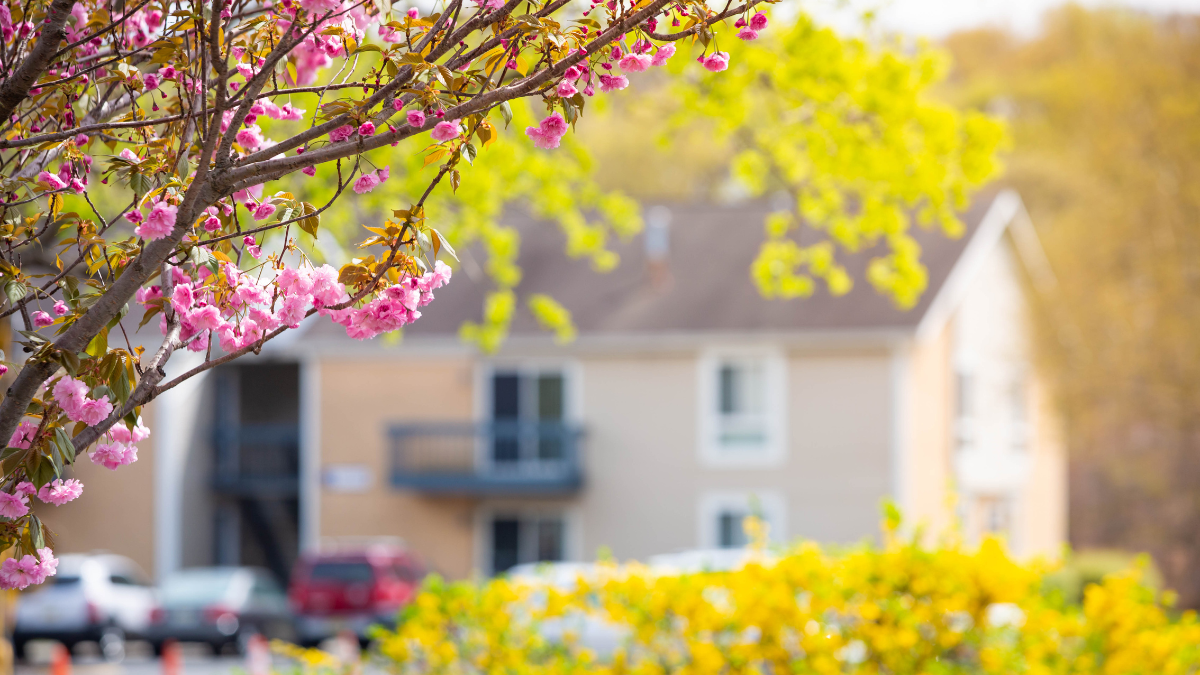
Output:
[389, 421, 584, 495]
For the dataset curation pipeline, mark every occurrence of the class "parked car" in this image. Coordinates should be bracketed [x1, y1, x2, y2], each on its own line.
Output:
[12, 553, 156, 661]
[289, 545, 425, 646]
[146, 566, 294, 654]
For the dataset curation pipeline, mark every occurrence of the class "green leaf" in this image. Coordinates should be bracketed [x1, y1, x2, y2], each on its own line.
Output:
[85, 327, 108, 358]
[499, 101, 513, 128]
[54, 427, 76, 464]
[4, 279, 26, 306]
[298, 202, 320, 239]
[29, 515, 44, 549]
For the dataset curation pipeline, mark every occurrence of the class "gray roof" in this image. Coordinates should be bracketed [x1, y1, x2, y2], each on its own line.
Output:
[305, 191, 1003, 343]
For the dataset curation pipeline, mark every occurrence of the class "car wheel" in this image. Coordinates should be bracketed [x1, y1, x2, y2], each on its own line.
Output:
[99, 626, 125, 662]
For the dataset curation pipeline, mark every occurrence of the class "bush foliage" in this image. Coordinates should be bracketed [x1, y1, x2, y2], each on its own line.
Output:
[351, 520, 1200, 675]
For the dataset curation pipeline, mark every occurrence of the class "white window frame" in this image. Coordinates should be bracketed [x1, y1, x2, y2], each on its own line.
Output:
[697, 347, 787, 468]
[473, 502, 582, 575]
[474, 360, 583, 474]
[697, 491, 787, 549]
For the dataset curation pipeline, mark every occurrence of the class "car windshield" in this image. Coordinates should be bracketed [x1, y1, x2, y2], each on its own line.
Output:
[308, 561, 374, 583]
[161, 569, 238, 606]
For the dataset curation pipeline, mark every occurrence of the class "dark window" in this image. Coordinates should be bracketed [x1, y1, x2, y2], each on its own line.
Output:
[718, 511, 748, 549]
[536, 519, 564, 562]
[491, 518, 521, 574]
[720, 365, 738, 415]
[492, 374, 521, 419]
[309, 562, 375, 583]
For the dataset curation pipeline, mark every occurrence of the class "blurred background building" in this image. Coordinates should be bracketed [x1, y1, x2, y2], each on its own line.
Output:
[34, 189, 1064, 584]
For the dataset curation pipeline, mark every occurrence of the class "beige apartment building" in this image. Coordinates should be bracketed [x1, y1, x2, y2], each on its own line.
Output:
[38, 189, 1066, 583]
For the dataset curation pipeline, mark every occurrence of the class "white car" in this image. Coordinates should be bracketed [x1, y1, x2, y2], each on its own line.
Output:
[13, 553, 156, 661]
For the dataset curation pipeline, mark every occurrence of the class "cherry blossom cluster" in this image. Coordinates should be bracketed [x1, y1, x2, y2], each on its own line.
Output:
[0, 548, 57, 590]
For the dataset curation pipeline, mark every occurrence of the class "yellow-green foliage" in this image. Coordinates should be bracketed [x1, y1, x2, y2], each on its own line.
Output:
[369, 528, 1199, 675]
[667, 18, 1004, 309]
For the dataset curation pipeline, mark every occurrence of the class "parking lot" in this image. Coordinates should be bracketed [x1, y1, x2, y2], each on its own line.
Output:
[15, 642, 244, 675]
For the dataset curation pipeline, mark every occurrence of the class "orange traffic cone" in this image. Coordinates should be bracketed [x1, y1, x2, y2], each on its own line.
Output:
[49, 643, 70, 675]
[245, 634, 271, 675]
[161, 639, 182, 675]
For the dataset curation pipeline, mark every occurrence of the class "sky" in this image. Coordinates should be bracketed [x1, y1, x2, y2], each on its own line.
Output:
[809, 0, 1200, 36]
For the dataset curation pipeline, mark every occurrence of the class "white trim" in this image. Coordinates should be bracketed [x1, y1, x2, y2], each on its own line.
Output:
[916, 190, 1023, 342]
[697, 346, 787, 469]
[299, 356, 322, 552]
[889, 342, 913, 516]
[696, 491, 787, 548]
[153, 351, 208, 581]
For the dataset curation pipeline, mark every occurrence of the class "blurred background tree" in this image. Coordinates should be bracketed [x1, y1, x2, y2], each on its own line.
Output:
[941, 6, 1200, 607]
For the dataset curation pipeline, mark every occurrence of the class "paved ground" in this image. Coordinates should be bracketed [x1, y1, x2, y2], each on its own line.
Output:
[16, 642, 245, 675]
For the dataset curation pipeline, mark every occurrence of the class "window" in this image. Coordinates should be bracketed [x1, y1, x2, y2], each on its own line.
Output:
[717, 509, 750, 548]
[699, 350, 785, 467]
[490, 370, 568, 467]
[698, 492, 786, 549]
[487, 513, 567, 575]
[954, 368, 975, 453]
[1009, 376, 1029, 452]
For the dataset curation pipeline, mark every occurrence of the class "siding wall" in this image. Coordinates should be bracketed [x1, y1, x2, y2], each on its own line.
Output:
[315, 357, 477, 579]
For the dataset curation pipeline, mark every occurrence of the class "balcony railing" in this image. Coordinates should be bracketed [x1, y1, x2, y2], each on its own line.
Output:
[212, 422, 300, 497]
[389, 421, 584, 495]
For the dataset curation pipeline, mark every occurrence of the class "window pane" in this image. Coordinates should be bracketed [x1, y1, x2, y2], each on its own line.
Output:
[536, 519, 565, 562]
[537, 375, 564, 421]
[718, 511, 747, 548]
[743, 363, 765, 414]
[492, 518, 521, 574]
[719, 365, 738, 414]
[493, 374, 521, 419]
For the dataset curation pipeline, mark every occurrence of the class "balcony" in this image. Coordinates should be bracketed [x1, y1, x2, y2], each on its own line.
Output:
[389, 421, 584, 496]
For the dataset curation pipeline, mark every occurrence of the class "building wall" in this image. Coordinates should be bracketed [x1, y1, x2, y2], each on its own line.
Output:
[948, 235, 1066, 557]
[574, 347, 894, 564]
[36, 406, 158, 577]
[315, 356, 478, 579]
[903, 321, 956, 541]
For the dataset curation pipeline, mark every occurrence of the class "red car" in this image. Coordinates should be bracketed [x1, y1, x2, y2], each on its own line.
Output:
[289, 545, 426, 646]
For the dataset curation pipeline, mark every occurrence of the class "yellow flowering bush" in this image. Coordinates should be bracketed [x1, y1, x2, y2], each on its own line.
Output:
[364, 520, 1200, 675]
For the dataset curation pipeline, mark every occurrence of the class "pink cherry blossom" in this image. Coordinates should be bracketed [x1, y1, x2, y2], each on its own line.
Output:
[328, 125, 355, 142]
[37, 171, 67, 190]
[91, 442, 138, 469]
[119, 148, 141, 162]
[618, 52, 652, 72]
[9, 421, 37, 449]
[144, 73, 160, 89]
[204, 215, 221, 232]
[244, 235, 263, 259]
[253, 203, 277, 220]
[15, 482, 36, 498]
[353, 173, 381, 194]
[406, 109, 426, 127]
[358, 121, 376, 135]
[749, 12, 768, 30]
[431, 120, 461, 141]
[702, 51, 730, 72]
[407, 7, 419, 17]
[236, 125, 266, 151]
[38, 479, 83, 506]
[302, 166, 316, 177]
[53, 300, 68, 315]
[32, 311, 54, 327]
[737, 27, 758, 40]
[136, 200, 177, 240]
[557, 80, 578, 97]
[598, 74, 629, 92]
[187, 305, 223, 332]
[0, 492, 29, 518]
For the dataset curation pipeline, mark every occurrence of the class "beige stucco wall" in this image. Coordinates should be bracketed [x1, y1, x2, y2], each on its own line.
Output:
[35, 405, 157, 577]
[575, 348, 894, 563]
[316, 357, 477, 578]
[1018, 376, 1067, 556]
[903, 322, 956, 542]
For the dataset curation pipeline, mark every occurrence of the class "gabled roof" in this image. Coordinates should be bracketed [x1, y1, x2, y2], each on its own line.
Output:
[300, 189, 1021, 347]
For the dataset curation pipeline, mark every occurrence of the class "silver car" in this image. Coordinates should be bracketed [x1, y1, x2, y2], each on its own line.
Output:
[145, 567, 295, 654]
[13, 553, 156, 661]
